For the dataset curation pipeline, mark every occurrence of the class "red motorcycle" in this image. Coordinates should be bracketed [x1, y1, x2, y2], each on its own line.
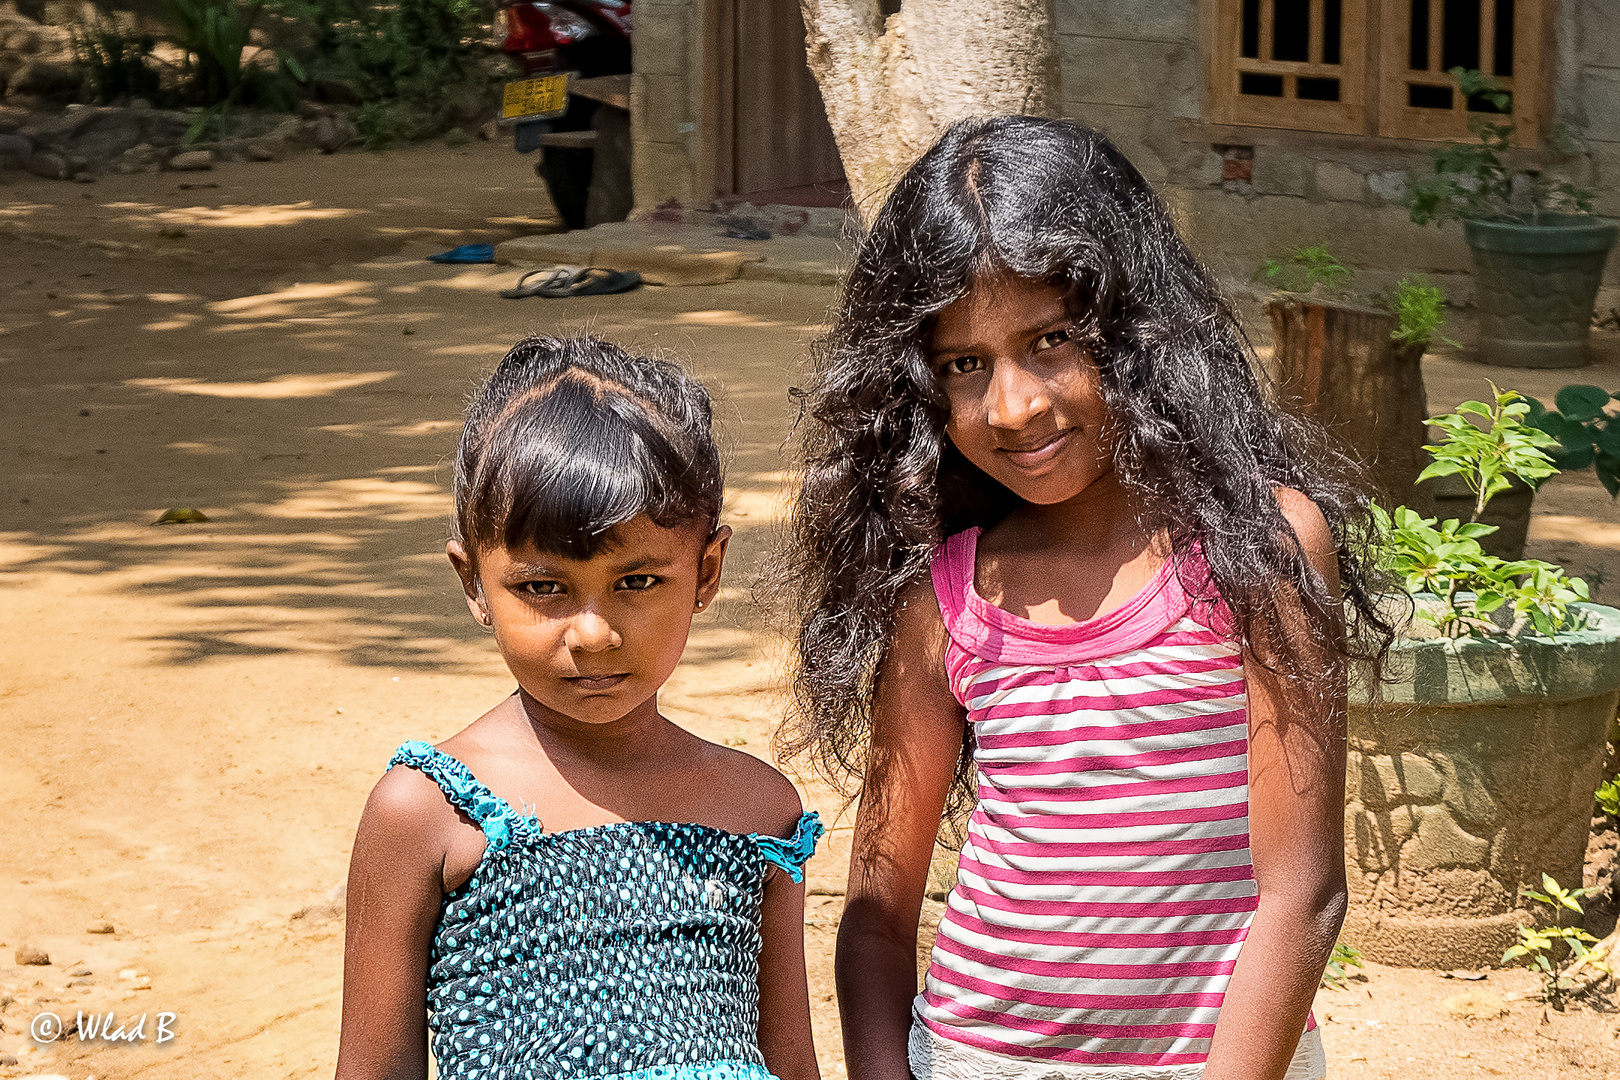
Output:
[495, 1, 632, 230]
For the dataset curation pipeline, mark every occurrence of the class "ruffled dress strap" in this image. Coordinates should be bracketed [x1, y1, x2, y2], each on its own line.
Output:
[749, 811, 824, 883]
[387, 740, 529, 853]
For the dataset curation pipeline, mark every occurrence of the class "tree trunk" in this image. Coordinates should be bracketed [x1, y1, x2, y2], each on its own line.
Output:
[1266, 297, 1434, 514]
[799, 0, 1060, 225]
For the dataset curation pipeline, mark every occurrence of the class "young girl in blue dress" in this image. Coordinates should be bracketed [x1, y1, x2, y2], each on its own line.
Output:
[780, 118, 1393, 1080]
[336, 335, 823, 1080]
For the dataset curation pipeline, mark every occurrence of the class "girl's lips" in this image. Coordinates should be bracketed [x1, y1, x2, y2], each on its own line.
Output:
[999, 429, 1072, 470]
[566, 673, 630, 691]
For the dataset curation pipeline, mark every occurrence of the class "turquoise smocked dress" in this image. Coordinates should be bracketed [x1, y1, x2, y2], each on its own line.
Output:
[387, 741, 824, 1080]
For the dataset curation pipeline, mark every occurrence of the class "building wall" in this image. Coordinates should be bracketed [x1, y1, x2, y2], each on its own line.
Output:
[1055, 0, 1619, 301]
[630, 0, 718, 213]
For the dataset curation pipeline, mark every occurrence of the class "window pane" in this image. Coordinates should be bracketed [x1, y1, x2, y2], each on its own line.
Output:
[1410, 0, 1431, 70]
[1323, 0, 1342, 64]
[1296, 77, 1341, 100]
[1467, 89, 1512, 113]
[1241, 72, 1287, 96]
[1409, 83, 1454, 108]
[1273, 0, 1310, 62]
[1496, 0, 1515, 75]
[1242, 0, 1261, 58]
[1441, 0, 1481, 71]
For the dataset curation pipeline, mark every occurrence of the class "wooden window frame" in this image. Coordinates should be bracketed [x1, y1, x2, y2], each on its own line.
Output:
[1203, 0, 1550, 147]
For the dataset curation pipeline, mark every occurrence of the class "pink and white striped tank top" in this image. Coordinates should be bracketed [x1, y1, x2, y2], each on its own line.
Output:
[912, 528, 1322, 1080]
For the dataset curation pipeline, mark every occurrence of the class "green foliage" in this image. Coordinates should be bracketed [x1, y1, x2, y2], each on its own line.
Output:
[1372, 384, 1591, 638]
[1418, 385, 1561, 522]
[1256, 244, 1353, 295]
[1388, 277, 1456, 349]
[1320, 940, 1364, 990]
[1596, 778, 1620, 817]
[1526, 386, 1620, 498]
[72, 14, 164, 104]
[274, 0, 492, 147]
[1406, 68, 1595, 228]
[1373, 504, 1589, 637]
[1503, 874, 1611, 1011]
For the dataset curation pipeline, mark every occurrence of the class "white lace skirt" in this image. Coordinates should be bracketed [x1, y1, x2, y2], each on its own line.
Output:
[908, 1018, 1327, 1080]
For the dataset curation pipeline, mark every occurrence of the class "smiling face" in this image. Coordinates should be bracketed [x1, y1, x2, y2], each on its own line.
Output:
[929, 270, 1117, 506]
[449, 515, 730, 727]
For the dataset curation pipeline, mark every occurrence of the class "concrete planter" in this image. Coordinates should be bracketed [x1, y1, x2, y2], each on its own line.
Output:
[1464, 215, 1619, 369]
[1344, 602, 1620, 968]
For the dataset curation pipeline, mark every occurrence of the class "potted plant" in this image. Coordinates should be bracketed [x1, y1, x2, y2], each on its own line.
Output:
[1260, 246, 1450, 513]
[1405, 68, 1618, 369]
[1344, 387, 1620, 969]
[1528, 385, 1620, 498]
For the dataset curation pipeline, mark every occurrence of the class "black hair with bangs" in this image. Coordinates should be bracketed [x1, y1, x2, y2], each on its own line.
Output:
[776, 116, 1395, 822]
[452, 335, 722, 562]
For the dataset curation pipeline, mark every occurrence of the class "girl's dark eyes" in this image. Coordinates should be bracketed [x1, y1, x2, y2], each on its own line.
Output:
[618, 575, 659, 591]
[1036, 328, 1071, 350]
[516, 575, 660, 595]
[517, 580, 564, 596]
[939, 355, 983, 376]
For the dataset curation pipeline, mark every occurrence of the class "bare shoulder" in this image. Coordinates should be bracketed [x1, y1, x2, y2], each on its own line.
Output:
[890, 573, 951, 671]
[697, 741, 805, 840]
[1273, 487, 1339, 579]
[361, 757, 460, 843]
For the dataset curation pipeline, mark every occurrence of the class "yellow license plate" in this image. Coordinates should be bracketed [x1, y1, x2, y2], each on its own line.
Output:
[502, 75, 570, 120]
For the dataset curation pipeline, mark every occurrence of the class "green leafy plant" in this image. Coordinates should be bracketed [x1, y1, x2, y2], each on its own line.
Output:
[1388, 277, 1457, 350]
[72, 13, 165, 104]
[275, 0, 492, 148]
[1373, 504, 1589, 637]
[1320, 940, 1365, 990]
[1373, 385, 1591, 637]
[1406, 68, 1595, 228]
[1526, 386, 1620, 498]
[1596, 778, 1620, 817]
[1419, 385, 1561, 522]
[1503, 874, 1612, 1010]
[1256, 243, 1353, 295]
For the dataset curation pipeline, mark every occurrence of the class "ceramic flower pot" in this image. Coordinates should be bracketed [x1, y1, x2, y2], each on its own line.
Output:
[1344, 602, 1620, 967]
[1464, 215, 1619, 369]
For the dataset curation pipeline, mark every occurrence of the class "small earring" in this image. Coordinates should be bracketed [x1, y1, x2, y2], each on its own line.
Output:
[694, 599, 706, 611]
[476, 609, 492, 626]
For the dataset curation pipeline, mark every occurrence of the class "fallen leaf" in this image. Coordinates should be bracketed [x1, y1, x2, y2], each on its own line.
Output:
[1441, 970, 1488, 981]
[152, 507, 210, 525]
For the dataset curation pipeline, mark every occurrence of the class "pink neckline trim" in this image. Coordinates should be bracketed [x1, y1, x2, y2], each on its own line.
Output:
[932, 527, 1201, 666]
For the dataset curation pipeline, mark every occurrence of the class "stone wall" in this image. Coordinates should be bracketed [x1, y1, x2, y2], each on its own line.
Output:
[1055, 0, 1620, 306]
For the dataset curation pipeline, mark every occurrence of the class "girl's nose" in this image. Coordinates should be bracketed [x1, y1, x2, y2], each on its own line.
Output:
[564, 609, 622, 652]
[985, 360, 1051, 430]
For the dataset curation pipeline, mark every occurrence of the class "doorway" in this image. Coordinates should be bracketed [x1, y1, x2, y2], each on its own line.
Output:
[715, 0, 847, 206]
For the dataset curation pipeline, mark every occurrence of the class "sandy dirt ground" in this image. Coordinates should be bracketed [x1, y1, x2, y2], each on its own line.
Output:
[2, 140, 1620, 1080]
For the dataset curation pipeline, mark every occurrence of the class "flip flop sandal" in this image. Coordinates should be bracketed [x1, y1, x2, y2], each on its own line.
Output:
[428, 243, 495, 263]
[500, 265, 585, 299]
[558, 268, 643, 297]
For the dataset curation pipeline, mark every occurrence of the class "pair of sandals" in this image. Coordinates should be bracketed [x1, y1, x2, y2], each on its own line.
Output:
[500, 265, 643, 299]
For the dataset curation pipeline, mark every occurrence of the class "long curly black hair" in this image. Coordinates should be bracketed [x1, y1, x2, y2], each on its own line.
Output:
[776, 116, 1394, 821]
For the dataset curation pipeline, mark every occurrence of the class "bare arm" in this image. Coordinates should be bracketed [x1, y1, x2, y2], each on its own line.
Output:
[757, 856, 820, 1080]
[334, 767, 458, 1080]
[836, 582, 968, 1080]
[1201, 490, 1349, 1080]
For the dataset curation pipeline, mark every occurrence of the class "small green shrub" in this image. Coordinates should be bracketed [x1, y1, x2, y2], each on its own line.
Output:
[1256, 243, 1353, 295]
[1596, 778, 1620, 817]
[1320, 940, 1364, 990]
[1504, 874, 1612, 1010]
[1373, 385, 1590, 638]
[1388, 277, 1456, 350]
[1419, 385, 1561, 522]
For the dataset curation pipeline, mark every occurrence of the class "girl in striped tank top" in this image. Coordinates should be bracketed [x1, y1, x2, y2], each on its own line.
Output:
[779, 118, 1393, 1080]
